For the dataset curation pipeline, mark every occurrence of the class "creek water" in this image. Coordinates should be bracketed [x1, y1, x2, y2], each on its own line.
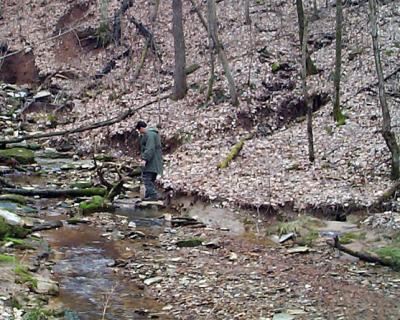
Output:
[6, 165, 169, 319]
[45, 223, 166, 319]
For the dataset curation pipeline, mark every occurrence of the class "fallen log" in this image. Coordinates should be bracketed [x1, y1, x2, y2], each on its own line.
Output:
[0, 187, 107, 198]
[32, 220, 63, 232]
[327, 235, 397, 269]
[0, 94, 170, 146]
[217, 133, 254, 169]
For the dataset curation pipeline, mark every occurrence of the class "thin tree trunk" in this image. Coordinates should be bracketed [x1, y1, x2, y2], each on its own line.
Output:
[301, 17, 314, 162]
[206, 11, 216, 102]
[244, 0, 251, 25]
[131, 0, 160, 81]
[369, 0, 400, 179]
[246, 9, 254, 87]
[207, 0, 239, 106]
[172, 0, 187, 100]
[296, 0, 318, 75]
[333, 0, 345, 124]
[312, 0, 318, 19]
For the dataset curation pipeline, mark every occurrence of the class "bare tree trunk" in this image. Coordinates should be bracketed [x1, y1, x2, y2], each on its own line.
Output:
[206, 8, 216, 102]
[369, 0, 400, 179]
[312, 0, 318, 19]
[333, 0, 346, 125]
[131, 0, 160, 81]
[296, 0, 318, 75]
[301, 17, 314, 162]
[207, 0, 239, 106]
[172, 0, 187, 100]
[244, 0, 251, 25]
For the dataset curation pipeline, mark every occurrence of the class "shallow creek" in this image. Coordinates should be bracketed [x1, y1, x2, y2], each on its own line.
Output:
[4, 158, 367, 319]
[45, 224, 166, 319]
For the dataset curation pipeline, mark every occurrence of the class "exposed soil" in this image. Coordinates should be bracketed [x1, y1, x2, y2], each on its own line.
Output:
[0, 51, 39, 85]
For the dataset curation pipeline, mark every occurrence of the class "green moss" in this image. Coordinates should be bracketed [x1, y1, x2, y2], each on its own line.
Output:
[93, 153, 114, 162]
[384, 49, 394, 56]
[334, 110, 346, 126]
[0, 216, 11, 239]
[69, 181, 93, 189]
[176, 238, 204, 248]
[0, 216, 30, 240]
[324, 126, 334, 136]
[339, 232, 366, 245]
[276, 216, 325, 236]
[66, 218, 90, 225]
[79, 195, 105, 214]
[0, 148, 35, 164]
[4, 237, 34, 249]
[22, 308, 49, 320]
[0, 254, 16, 263]
[218, 139, 245, 169]
[297, 229, 319, 246]
[185, 63, 200, 75]
[96, 21, 111, 47]
[374, 247, 400, 268]
[46, 114, 58, 127]
[15, 265, 38, 288]
[348, 47, 364, 61]
[75, 188, 107, 197]
[271, 62, 281, 73]
[0, 194, 27, 205]
[306, 56, 318, 75]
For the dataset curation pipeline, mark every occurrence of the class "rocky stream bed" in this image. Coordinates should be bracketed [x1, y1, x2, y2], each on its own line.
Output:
[0, 148, 400, 320]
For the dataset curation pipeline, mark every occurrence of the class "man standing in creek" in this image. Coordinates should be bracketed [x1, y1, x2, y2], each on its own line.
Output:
[136, 121, 163, 201]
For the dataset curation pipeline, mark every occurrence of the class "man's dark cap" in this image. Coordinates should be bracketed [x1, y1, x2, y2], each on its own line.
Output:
[135, 121, 147, 130]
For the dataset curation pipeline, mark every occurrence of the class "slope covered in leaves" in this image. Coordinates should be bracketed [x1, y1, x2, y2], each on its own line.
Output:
[0, 0, 399, 211]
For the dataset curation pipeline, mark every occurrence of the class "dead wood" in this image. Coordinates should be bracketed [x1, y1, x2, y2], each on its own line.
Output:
[0, 94, 170, 147]
[327, 235, 396, 268]
[344, 66, 400, 104]
[131, 0, 161, 81]
[96, 164, 125, 200]
[0, 187, 107, 198]
[130, 16, 161, 61]
[95, 48, 132, 79]
[112, 0, 135, 45]
[31, 220, 63, 232]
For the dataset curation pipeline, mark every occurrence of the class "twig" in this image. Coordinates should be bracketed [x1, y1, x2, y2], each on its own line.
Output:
[101, 283, 118, 320]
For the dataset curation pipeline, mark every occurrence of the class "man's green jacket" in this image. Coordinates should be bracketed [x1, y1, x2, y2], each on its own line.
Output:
[139, 128, 163, 175]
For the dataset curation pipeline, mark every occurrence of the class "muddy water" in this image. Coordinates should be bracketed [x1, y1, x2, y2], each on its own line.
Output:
[45, 225, 166, 319]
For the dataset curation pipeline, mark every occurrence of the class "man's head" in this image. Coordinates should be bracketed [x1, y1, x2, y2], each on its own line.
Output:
[135, 120, 147, 134]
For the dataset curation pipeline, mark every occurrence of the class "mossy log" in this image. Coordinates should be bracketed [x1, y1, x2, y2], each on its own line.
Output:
[78, 195, 110, 215]
[0, 148, 35, 164]
[327, 235, 398, 270]
[0, 187, 107, 198]
[217, 134, 253, 169]
[176, 237, 204, 247]
[0, 216, 30, 239]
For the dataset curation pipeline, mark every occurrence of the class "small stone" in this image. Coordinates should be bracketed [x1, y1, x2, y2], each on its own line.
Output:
[144, 276, 163, 286]
[228, 252, 238, 261]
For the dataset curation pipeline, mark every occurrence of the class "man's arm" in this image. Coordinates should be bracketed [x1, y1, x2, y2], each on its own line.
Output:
[141, 134, 155, 161]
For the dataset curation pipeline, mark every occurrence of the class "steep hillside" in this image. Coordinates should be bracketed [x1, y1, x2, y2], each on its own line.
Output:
[0, 0, 399, 213]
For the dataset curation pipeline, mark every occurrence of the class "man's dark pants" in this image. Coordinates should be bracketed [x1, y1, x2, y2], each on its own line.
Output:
[142, 171, 158, 199]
